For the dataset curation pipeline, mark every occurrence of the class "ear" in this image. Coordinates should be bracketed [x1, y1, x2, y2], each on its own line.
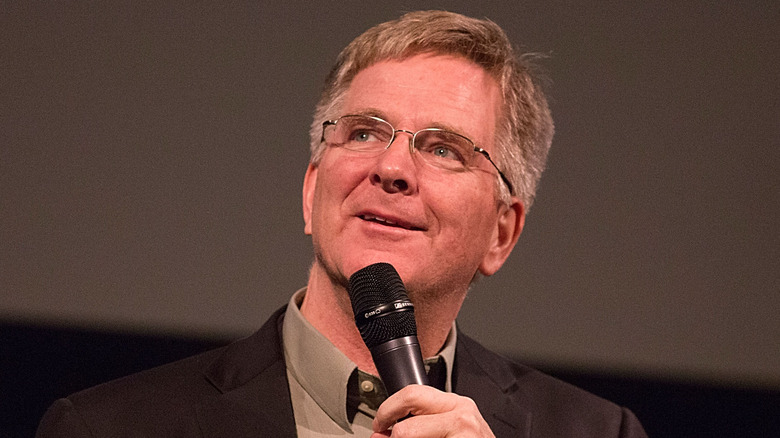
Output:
[478, 197, 525, 276]
[302, 163, 318, 235]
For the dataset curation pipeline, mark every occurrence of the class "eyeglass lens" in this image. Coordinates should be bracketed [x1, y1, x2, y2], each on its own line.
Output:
[325, 115, 476, 170]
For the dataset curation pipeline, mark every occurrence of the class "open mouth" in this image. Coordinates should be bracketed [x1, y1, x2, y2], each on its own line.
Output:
[359, 214, 424, 231]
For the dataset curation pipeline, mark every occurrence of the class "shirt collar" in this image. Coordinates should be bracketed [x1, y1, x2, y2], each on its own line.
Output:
[282, 288, 457, 430]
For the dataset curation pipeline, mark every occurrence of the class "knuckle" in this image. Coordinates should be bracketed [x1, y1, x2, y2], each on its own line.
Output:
[389, 421, 413, 438]
[452, 412, 479, 429]
[399, 385, 424, 405]
[450, 396, 485, 431]
[460, 395, 478, 410]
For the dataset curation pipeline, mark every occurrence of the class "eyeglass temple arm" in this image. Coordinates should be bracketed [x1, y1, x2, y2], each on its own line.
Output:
[475, 147, 514, 195]
[321, 120, 337, 142]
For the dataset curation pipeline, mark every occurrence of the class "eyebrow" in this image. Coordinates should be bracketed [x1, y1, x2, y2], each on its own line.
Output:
[348, 108, 387, 120]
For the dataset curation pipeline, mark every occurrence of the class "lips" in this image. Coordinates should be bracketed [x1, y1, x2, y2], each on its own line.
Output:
[358, 213, 425, 231]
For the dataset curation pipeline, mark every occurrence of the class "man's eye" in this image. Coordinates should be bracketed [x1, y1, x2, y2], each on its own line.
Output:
[347, 126, 390, 143]
[351, 130, 375, 142]
[424, 144, 464, 162]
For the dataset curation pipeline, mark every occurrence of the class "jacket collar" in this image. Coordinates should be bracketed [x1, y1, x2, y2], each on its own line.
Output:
[196, 306, 531, 437]
[199, 305, 297, 437]
[454, 332, 532, 437]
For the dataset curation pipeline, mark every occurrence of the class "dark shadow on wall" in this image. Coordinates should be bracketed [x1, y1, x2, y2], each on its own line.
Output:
[2, 323, 778, 437]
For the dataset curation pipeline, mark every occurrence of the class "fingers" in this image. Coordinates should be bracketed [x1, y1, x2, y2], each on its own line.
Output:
[373, 385, 457, 431]
[372, 385, 494, 437]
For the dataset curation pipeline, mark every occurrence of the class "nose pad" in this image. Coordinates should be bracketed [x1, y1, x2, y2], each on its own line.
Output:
[386, 129, 416, 156]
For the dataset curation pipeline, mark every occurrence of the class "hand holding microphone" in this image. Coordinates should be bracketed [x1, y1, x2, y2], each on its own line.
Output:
[348, 262, 495, 437]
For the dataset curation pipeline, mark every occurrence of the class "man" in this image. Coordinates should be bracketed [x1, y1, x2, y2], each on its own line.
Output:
[37, 10, 647, 437]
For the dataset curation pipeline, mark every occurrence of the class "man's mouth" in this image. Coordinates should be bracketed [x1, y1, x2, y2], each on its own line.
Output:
[359, 214, 423, 231]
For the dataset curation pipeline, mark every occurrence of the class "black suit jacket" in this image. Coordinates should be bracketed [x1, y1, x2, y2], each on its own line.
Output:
[37, 306, 647, 437]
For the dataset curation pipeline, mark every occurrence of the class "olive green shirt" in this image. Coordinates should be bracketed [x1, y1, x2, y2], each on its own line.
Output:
[282, 288, 456, 437]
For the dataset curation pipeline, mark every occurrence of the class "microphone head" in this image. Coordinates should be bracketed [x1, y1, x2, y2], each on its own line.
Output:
[348, 263, 418, 349]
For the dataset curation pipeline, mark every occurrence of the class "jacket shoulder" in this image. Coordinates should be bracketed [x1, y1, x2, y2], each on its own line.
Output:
[456, 333, 647, 438]
[37, 306, 291, 437]
[36, 345, 228, 437]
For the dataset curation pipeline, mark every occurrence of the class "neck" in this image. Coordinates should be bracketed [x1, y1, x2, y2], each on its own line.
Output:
[300, 261, 464, 375]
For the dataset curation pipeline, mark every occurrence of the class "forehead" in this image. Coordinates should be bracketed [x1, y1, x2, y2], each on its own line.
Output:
[341, 54, 502, 148]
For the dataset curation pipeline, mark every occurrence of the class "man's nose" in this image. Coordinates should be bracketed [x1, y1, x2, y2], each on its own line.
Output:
[370, 130, 418, 194]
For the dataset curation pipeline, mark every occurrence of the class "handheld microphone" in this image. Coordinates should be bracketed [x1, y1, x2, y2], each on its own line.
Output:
[348, 262, 429, 395]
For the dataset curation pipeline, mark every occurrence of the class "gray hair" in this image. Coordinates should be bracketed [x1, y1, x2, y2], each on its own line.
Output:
[308, 10, 554, 208]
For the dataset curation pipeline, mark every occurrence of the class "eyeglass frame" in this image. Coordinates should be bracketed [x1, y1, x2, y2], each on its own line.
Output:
[320, 114, 514, 195]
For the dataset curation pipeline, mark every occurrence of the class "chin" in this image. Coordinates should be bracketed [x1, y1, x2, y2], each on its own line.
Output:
[352, 253, 415, 275]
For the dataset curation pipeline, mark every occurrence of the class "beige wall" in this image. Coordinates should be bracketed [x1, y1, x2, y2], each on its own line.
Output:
[2, 1, 778, 388]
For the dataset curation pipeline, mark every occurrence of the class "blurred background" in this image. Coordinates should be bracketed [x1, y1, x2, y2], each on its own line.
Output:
[2, 1, 778, 436]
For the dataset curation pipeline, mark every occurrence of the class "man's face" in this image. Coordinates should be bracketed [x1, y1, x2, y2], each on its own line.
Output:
[303, 53, 524, 298]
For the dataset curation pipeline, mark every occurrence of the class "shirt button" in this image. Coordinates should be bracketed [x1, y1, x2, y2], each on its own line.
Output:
[360, 380, 375, 393]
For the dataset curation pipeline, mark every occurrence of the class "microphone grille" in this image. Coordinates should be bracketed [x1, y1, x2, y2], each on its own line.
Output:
[348, 263, 418, 349]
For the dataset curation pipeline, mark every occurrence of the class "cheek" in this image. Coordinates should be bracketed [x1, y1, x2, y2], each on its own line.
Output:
[436, 180, 495, 218]
[321, 152, 369, 185]
[442, 189, 498, 240]
[312, 156, 367, 218]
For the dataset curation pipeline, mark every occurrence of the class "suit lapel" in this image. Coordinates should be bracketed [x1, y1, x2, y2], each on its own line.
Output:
[189, 308, 532, 437]
[454, 333, 532, 438]
[198, 306, 297, 437]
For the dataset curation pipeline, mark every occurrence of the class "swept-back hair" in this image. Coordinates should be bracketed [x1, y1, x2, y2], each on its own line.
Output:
[309, 10, 554, 208]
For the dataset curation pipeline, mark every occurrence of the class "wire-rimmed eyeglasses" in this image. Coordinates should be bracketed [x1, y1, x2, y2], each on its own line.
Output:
[321, 114, 513, 195]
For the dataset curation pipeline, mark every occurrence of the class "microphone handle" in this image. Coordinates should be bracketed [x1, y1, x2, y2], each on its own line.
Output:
[370, 335, 429, 395]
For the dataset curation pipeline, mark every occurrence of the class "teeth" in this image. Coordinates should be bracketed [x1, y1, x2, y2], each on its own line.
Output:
[363, 215, 397, 226]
